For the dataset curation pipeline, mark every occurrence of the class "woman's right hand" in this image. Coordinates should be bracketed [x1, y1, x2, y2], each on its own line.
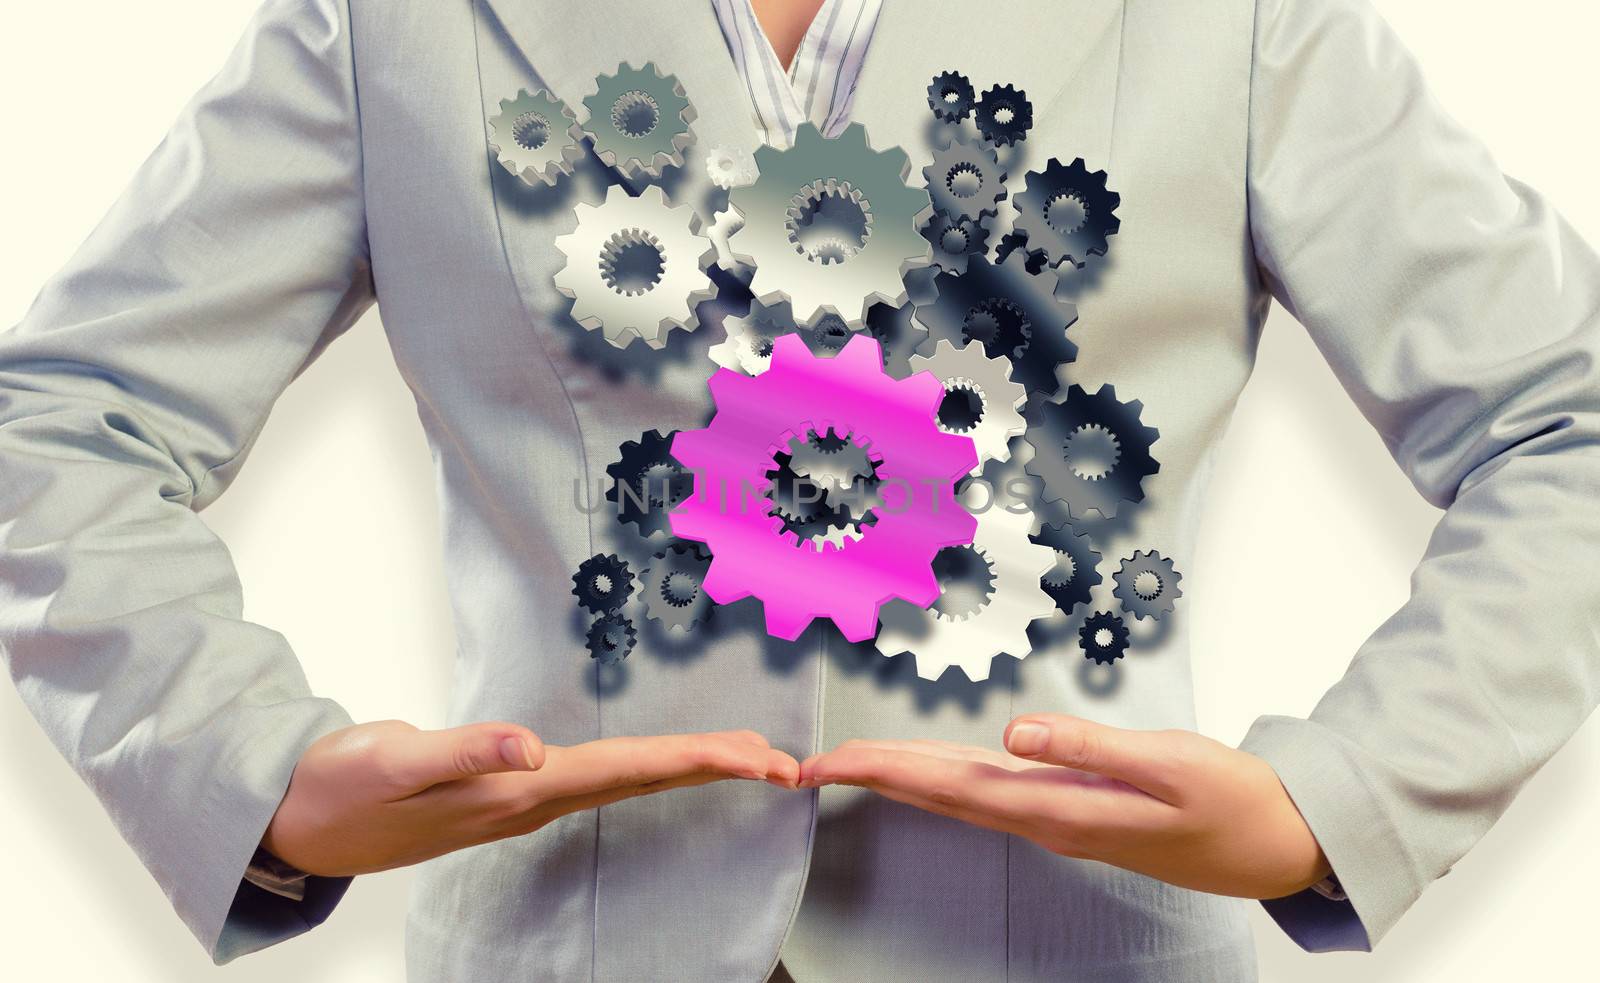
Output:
[262, 719, 799, 876]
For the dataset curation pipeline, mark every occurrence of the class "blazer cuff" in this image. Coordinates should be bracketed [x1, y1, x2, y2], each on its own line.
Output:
[1238, 714, 1424, 952]
[191, 697, 356, 964]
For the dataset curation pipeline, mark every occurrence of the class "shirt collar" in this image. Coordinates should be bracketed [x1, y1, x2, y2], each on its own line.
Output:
[709, 0, 885, 147]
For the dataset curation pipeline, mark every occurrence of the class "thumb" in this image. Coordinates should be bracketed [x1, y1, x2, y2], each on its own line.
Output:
[1003, 714, 1182, 801]
[388, 722, 545, 791]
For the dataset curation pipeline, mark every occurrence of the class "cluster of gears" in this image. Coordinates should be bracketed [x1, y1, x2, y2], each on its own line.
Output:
[502, 66, 1179, 681]
[568, 429, 717, 664]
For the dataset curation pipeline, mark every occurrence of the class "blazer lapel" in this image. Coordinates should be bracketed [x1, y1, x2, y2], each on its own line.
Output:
[477, 0, 763, 150]
[852, 0, 1126, 165]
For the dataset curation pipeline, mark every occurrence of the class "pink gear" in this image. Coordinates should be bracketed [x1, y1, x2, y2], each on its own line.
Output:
[670, 333, 978, 642]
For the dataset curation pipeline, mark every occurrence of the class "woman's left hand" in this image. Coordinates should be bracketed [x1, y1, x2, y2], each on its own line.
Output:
[798, 713, 1331, 900]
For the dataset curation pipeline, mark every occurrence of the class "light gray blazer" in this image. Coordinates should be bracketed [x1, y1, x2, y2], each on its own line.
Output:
[2, 0, 1597, 980]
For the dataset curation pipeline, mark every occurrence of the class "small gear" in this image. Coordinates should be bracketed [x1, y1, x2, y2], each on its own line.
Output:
[726, 122, 932, 329]
[708, 298, 799, 376]
[1113, 550, 1183, 621]
[572, 553, 635, 613]
[974, 83, 1033, 147]
[908, 339, 1027, 473]
[1030, 521, 1102, 616]
[706, 145, 758, 189]
[606, 429, 692, 537]
[923, 138, 1007, 225]
[1079, 610, 1130, 665]
[1012, 158, 1122, 269]
[553, 184, 717, 350]
[642, 543, 714, 631]
[488, 88, 583, 187]
[865, 301, 932, 379]
[914, 251, 1079, 398]
[587, 612, 638, 664]
[875, 504, 1057, 682]
[1024, 384, 1160, 520]
[922, 212, 990, 275]
[579, 62, 696, 181]
[927, 70, 976, 123]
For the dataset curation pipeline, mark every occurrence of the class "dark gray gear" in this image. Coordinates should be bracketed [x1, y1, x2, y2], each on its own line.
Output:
[606, 429, 691, 538]
[642, 543, 714, 631]
[1031, 521, 1102, 616]
[927, 70, 976, 123]
[922, 212, 990, 275]
[913, 252, 1078, 398]
[579, 62, 696, 181]
[587, 612, 637, 664]
[993, 228, 1048, 274]
[1012, 158, 1122, 269]
[1079, 610, 1129, 665]
[923, 138, 1007, 225]
[1113, 549, 1182, 621]
[1024, 384, 1160, 520]
[865, 301, 931, 379]
[572, 553, 634, 614]
[974, 83, 1033, 147]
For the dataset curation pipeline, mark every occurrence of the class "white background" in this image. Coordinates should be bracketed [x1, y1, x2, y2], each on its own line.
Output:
[1, 2, 1596, 980]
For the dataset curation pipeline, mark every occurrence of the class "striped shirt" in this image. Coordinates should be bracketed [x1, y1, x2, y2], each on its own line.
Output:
[709, 0, 885, 147]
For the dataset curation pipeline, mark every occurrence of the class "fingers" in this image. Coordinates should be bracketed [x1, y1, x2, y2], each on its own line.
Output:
[380, 721, 546, 795]
[469, 733, 798, 812]
[801, 742, 1171, 830]
[1003, 714, 1187, 802]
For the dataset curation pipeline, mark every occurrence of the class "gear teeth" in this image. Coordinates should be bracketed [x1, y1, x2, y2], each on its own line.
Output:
[672, 332, 977, 643]
[572, 553, 634, 614]
[1023, 383, 1160, 520]
[488, 87, 582, 188]
[927, 70, 977, 124]
[1079, 610, 1130, 665]
[874, 504, 1057, 682]
[974, 82, 1034, 147]
[1112, 549, 1183, 621]
[1012, 157, 1122, 269]
[579, 62, 696, 182]
[586, 612, 637, 664]
[727, 122, 933, 330]
[553, 185, 716, 351]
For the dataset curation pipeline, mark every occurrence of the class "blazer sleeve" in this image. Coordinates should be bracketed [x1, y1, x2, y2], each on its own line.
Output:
[1237, 0, 1600, 953]
[0, 0, 371, 963]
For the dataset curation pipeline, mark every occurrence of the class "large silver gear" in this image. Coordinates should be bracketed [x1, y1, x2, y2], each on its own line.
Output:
[923, 137, 1007, 225]
[553, 185, 716, 350]
[488, 88, 583, 187]
[642, 543, 714, 631]
[579, 62, 696, 181]
[725, 122, 932, 329]
[1113, 550, 1182, 621]
[908, 339, 1027, 474]
[875, 504, 1057, 682]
